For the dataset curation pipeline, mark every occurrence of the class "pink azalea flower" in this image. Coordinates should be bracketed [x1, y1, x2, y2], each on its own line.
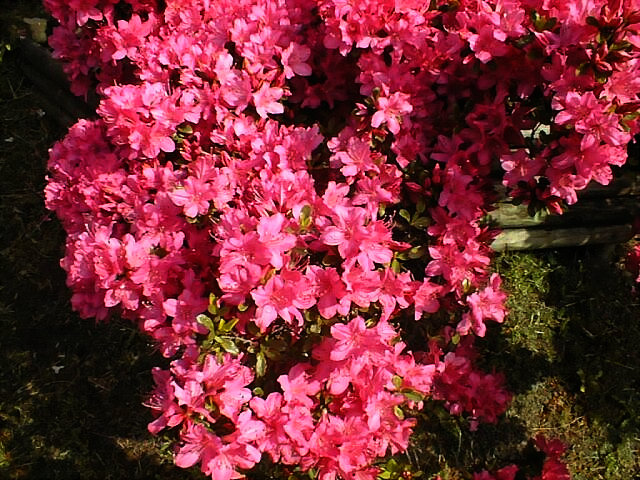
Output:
[414, 279, 443, 320]
[174, 423, 232, 480]
[341, 263, 381, 309]
[553, 91, 599, 126]
[467, 24, 510, 64]
[169, 177, 215, 218]
[332, 137, 380, 177]
[278, 363, 321, 408]
[256, 213, 297, 269]
[546, 167, 588, 205]
[501, 150, 545, 187]
[306, 266, 351, 319]
[321, 205, 368, 260]
[371, 91, 413, 135]
[221, 71, 253, 110]
[162, 275, 209, 336]
[251, 270, 315, 332]
[458, 273, 508, 337]
[46, 2, 640, 478]
[146, 367, 187, 434]
[377, 270, 415, 321]
[253, 84, 285, 118]
[281, 43, 312, 78]
[473, 465, 518, 480]
[218, 262, 265, 305]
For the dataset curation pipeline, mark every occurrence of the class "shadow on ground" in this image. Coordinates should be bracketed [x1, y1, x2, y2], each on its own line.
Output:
[0, 51, 202, 479]
[472, 247, 640, 480]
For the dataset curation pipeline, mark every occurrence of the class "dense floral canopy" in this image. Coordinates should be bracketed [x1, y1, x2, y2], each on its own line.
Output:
[44, 0, 638, 478]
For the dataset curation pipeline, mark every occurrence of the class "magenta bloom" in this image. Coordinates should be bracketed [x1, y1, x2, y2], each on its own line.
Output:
[457, 274, 508, 337]
[251, 271, 315, 332]
[371, 91, 413, 134]
[169, 177, 215, 218]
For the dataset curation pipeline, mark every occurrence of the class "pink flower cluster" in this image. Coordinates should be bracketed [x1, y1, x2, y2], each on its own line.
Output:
[429, 336, 511, 431]
[44, 0, 640, 477]
[473, 435, 570, 480]
[147, 317, 440, 480]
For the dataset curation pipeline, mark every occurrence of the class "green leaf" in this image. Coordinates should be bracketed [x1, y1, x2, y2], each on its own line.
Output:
[177, 123, 193, 135]
[393, 405, 405, 420]
[300, 204, 312, 219]
[196, 314, 215, 332]
[408, 245, 427, 259]
[215, 336, 239, 355]
[301, 216, 312, 229]
[309, 322, 322, 334]
[386, 459, 399, 471]
[411, 217, 431, 229]
[252, 386, 264, 396]
[256, 351, 267, 377]
[399, 209, 411, 223]
[391, 259, 401, 273]
[219, 317, 239, 333]
[402, 390, 425, 403]
[262, 343, 282, 360]
[392, 375, 403, 389]
[395, 251, 409, 261]
[237, 303, 249, 312]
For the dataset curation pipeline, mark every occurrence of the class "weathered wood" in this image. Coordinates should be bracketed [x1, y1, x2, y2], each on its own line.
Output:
[488, 197, 639, 228]
[578, 172, 640, 198]
[16, 59, 94, 127]
[490, 170, 640, 249]
[491, 224, 634, 251]
[16, 37, 69, 90]
[13, 38, 96, 126]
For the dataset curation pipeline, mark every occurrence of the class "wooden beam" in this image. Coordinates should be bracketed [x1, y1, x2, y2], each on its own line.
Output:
[488, 198, 638, 228]
[491, 224, 634, 251]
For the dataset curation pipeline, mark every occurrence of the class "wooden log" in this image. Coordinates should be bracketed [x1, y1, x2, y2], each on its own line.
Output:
[16, 59, 94, 127]
[16, 37, 69, 90]
[490, 224, 634, 251]
[490, 170, 640, 249]
[488, 197, 639, 229]
[16, 37, 99, 110]
[13, 38, 96, 126]
[577, 172, 640, 198]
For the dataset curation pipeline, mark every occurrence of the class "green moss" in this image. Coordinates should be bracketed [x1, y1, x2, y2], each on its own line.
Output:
[495, 251, 565, 363]
[483, 249, 640, 479]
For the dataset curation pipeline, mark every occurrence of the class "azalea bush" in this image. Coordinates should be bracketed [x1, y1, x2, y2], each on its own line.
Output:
[42, 0, 640, 478]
